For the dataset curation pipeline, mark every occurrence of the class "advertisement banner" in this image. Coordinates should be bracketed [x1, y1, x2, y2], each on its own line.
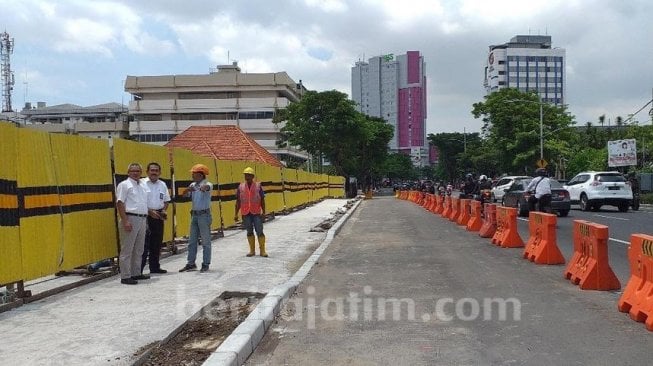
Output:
[608, 139, 637, 167]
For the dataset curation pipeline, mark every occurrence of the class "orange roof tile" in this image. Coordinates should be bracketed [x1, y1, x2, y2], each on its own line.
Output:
[165, 125, 283, 167]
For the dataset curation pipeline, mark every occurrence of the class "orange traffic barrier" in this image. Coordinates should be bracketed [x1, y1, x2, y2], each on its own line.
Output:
[491, 206, 524, 248]
[428, 194, 437, 213]
[466, 200, 483, 232]
[564, 220, 620, 291]
[423, 194, 432, 209]
[435, 195, 445, 214]
[449, 197, 460, 222]
[618, 234, 653, 330]
[457, 199, 471, 226]
[441, 196, 452, 218]
[523, 212, 565, 264]
[479, 204, 497, 238]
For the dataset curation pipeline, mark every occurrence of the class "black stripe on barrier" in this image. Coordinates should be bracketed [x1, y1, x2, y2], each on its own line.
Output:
[0, 178, 18, 194]
[219, 182, 240, 190]
[19, 184, 115, 196]
[20, 202, 115, 218]
[0, 208, 19, 226]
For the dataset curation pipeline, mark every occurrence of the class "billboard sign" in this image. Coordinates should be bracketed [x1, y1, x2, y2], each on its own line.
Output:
[607, 139, 637, 167]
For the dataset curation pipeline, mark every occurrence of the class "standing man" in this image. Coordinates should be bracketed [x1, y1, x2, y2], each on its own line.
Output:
[235, 167, 267, 257]
[141, 162, 171, 274]
[116, 163, 150, 285]
[179, 164, 213, 273]
[526, 168, 552, 213]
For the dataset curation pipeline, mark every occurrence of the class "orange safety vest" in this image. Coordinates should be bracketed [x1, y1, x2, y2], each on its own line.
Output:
[238, 181, 262, 215]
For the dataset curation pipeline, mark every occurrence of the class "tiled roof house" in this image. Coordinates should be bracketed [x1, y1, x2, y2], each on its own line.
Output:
[165, 125, 283, 167]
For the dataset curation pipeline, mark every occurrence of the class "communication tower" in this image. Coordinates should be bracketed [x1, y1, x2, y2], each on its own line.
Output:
[1, 31, 15, 112]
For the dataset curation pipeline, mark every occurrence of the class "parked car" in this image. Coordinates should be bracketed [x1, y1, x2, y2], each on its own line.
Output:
[563, 171, 633, 212]
[502, 178, 571, 217]
[491, 176, 531, 203]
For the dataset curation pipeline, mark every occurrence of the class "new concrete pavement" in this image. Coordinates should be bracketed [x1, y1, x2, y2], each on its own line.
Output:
[246, 196, 652, 365]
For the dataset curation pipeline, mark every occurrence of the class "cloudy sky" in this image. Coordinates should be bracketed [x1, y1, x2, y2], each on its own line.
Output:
[1, 0, 652, 133]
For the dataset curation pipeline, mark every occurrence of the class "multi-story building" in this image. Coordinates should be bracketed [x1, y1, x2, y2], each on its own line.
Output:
[484, 35, 566, 106]
[21, 102, 130, 140]
[351, 51, 427, 165]
[124, 62, 308, 164]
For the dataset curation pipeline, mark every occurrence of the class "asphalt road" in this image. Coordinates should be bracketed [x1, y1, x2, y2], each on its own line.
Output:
[512, 202, 653, 286]
[246, 196, 653, 365]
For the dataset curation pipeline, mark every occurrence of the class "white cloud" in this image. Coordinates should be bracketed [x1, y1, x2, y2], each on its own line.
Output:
[304, 0, 348, 13]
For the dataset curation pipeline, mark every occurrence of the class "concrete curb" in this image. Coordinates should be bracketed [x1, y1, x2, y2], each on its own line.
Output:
[203, 199, 363, 366]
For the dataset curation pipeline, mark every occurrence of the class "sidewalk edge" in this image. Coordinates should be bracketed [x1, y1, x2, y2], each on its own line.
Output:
[203, 198, 363, 366]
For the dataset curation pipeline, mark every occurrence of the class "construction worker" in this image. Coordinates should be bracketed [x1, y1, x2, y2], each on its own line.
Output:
[235, 167, 267, 257]
[179, 164, 213, 273]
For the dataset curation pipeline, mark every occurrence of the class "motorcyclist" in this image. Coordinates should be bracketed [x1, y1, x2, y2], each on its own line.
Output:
[627, 171, 640, 210]
[478, 175, 493, 203]
[526, 168, 552, 213]
[461, 173, 478, 199]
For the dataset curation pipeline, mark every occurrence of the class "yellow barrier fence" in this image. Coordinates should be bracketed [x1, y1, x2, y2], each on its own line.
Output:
[0, 123, 21, 284]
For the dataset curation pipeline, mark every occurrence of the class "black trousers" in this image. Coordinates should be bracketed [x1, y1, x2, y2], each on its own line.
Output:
[141, 216, 164, 272]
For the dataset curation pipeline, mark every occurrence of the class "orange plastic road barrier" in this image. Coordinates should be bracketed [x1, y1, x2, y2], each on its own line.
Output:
[479, 204, 497, 238]
[618, 234, 653, 330]
[441, 196, 452, 218]
[409, 191, 417, 203]
[423, 194, 432, 209]
[523, 212, 565, 264]
[491, 206, 524, 248]
[449, 197, 460, 222]
[435, 195, 445, 214]
[564, 220, 620, 291]
[457, 199, 471, 226]
[466, 200, 483, 232]
[427, 194, 437, 213]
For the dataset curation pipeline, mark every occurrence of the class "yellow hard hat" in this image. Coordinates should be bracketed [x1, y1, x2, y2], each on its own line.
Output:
[190, 164, 209, 175]
[243, 167, 255, 175]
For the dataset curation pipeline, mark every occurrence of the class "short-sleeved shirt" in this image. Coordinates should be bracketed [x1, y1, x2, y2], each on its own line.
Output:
[187, 179, 213, 211]
[116, 177, 149, 215]
[142, 178, 171, 210]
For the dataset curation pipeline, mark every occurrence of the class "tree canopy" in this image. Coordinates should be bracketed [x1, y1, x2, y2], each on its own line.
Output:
[273, 90, 394, 185]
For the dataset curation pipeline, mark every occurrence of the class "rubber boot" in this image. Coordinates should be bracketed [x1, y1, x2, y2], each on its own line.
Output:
[246, 235, 256, 257]
[258, 235, 268, 257]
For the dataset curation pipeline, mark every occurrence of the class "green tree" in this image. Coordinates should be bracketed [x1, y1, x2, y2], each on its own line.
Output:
[471, 88, 574, 175]
[381, 152, 415, 181]
[274, 90, 393, 193]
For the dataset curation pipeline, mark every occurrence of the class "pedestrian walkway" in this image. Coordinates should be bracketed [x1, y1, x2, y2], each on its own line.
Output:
[246, 196, 652, 365]
[0, 199, 351, 366]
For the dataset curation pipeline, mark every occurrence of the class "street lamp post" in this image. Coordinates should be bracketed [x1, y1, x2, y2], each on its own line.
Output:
[539, 101, 543, 160]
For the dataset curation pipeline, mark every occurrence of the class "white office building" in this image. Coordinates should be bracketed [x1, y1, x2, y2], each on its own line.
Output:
[484, 35, 566, 106]
[124, 62, 308, 162]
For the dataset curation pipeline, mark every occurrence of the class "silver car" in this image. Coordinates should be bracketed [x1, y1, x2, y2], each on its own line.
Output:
[491, 176, 531, 202]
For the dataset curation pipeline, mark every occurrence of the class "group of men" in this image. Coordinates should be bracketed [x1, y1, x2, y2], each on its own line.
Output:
[115, 163, 267, 285]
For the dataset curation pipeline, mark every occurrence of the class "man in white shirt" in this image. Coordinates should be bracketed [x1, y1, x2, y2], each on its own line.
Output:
[526, 168, 552, 212]
[141, 162, 171, 274]
[116, 163, 150, 285]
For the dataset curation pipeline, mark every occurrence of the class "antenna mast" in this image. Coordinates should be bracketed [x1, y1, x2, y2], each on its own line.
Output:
[1, 31, 15, 112]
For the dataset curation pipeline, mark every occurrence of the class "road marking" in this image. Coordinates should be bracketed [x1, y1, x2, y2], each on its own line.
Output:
[593, 214, 629, 221]
[609, 238, 630, 245]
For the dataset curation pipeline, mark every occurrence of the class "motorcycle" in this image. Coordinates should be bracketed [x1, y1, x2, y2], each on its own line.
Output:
[480, 189, 492, 205]
[632, 192, 640, 211]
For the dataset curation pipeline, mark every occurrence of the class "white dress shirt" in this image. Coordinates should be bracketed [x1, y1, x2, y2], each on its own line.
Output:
[116, 177, 149, 214]
[142, 177, 171, 210]
[526, 177, 552, 199]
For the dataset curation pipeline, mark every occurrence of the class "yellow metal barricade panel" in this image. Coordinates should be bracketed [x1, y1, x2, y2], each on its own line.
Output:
[0, 123, 21, 284]
[282, 168, 298, 209]
[49, 134, 117, 269]
[216, 160, 237, 228]
[262, 164, 284, 214]
[17, 129, 62, 281]
[171, 148, 195, 238]
[329, 175, 345, 197]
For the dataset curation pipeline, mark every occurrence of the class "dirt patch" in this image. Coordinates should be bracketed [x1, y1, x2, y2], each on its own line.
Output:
[138, 292, 265, 366]
[309, 199, 358, 232]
